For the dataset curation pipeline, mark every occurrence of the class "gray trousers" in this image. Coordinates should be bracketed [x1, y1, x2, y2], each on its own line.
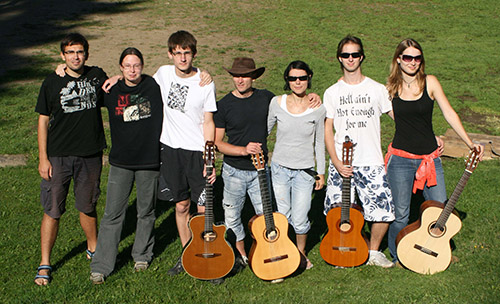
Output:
[90, 165, 159, 276]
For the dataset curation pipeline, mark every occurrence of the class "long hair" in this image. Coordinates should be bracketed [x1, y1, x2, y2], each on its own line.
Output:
[387, 38, 426, 98]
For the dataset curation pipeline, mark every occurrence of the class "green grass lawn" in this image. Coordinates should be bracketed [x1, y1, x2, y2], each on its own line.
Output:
[1, 0, 499, 303]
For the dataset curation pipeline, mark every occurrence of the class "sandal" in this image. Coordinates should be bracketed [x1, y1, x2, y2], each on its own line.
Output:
[34, 265, 52, 286]
[86, 249, 95, 260]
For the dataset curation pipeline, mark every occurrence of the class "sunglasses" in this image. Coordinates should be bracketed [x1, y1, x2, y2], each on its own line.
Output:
[401, 54, 422, 63]
[340, 52, 362, 59]
[287, 75, 309, 82]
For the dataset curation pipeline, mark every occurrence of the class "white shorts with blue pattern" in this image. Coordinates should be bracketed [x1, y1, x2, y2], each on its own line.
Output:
[324, 162, 395, 222]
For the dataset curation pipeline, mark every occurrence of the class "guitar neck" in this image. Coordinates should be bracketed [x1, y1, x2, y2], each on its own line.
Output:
[435, 169, 472, 229]
[204, 165, 214, 233]
[257, 169, 275, 232]
[340, 176, 351, 223]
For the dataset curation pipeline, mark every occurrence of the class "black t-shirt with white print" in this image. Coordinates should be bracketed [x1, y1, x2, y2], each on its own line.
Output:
[35, 66, 107, 157]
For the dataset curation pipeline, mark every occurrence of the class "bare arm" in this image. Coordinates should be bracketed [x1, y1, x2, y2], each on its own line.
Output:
[203, 112, 216, 183]
[428, 75, 484, 159]
[215, 128, 262, 157]
[38, 115, 52, 180]
[324, 118, 352, 177]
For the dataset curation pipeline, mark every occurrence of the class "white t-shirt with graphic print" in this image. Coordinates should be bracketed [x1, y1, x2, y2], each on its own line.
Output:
[323, 76, 392, 166]
[154, 65, 216, 152]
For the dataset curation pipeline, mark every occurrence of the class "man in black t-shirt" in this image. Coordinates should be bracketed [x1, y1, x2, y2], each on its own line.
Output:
[214, 57, 273, 267]
[34, 33, 107, 286]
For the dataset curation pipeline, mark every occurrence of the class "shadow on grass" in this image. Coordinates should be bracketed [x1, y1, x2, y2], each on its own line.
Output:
[0, 0, 145, 79]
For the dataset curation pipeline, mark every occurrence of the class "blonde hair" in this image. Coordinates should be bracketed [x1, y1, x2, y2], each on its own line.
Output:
[387, 38, 426, 98]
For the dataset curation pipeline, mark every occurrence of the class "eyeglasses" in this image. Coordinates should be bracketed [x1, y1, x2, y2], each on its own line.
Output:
[287, 75, 309, 82]
[122, 64, 142, 70]
[64, 50, 85, 57]
[172, 51, 193, 58]
[340, 52, 362, 59]
[401, 54, 422, 63]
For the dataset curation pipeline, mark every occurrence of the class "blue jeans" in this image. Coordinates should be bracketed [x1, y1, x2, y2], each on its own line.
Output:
[221, 163, 266, 242]
[91, 165, 159, 276]
[271, 162, 314, 234]
[387, 155, 447, 261]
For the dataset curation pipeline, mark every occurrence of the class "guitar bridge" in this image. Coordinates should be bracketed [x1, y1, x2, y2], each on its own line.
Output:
[195, 253, 222, 259]
[264, 254, 289, 263]
[332, 246, 357, 252]
[414, 244, 439, 257]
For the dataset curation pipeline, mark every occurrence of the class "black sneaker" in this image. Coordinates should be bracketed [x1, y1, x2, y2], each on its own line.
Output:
[167, 257, 184, 276]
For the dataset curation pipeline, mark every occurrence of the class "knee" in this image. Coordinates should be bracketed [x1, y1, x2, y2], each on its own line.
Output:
[175, 200, 190, 214]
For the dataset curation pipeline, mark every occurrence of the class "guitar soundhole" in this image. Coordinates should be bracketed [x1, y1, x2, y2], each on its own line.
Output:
[202, 231, 217, 242]
[428, 222, 445, 237]
[264, 228, 280, 242]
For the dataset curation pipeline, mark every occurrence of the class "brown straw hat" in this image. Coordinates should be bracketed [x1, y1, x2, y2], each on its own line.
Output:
[224, 57, 265, 79]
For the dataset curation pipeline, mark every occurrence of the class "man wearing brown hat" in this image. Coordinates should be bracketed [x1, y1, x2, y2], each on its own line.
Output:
[214, 57, 320, 268]
[214, 57, 271, 267]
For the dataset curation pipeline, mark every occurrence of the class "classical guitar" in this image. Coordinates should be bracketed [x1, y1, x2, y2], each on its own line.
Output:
[396, 148, 480, 275]
[181, 141, 235, 280]
[248, 152, 301, 281]
[319, 136, 369, 267]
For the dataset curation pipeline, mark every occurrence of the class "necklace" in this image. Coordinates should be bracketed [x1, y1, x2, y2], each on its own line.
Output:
[402, 77, 416, 88]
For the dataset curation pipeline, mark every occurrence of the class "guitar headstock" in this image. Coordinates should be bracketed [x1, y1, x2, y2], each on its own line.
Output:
[204, 141, 215, 168]
[465, 147, 480, 173]
[251, 152, 266, 171]
[342, 136, 354, 167]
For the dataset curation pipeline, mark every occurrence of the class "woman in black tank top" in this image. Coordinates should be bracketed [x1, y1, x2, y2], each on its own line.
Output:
[385, 39, 484, 262]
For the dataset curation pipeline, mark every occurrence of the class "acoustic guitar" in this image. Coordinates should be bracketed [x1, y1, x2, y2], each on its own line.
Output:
[396, 148, 480, 275]
[181, 141, 235, 280]
[319, 136, 369, 267]
[248, 152, 301, 281]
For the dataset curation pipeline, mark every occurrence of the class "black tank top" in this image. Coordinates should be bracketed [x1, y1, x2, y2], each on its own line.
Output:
[392, 83, 438, 155]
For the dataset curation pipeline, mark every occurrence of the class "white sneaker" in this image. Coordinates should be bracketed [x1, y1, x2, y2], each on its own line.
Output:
[366, 251, 394, 268]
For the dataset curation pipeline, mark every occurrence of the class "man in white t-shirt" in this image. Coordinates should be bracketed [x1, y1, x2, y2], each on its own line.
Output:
[153, 30, 217, 275]
[323, 35, 395, 268]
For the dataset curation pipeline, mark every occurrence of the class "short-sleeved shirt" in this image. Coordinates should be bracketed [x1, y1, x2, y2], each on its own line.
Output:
[103, 75, 163, 170]
[35, 66, 107, 157]
[323, 77, 392, 166]
[214, 89, 275, 171]
[153, 65, 217, 152]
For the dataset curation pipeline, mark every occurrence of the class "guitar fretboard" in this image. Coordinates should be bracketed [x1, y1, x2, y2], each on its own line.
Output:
[340, 176, 351, 224]
[435, 170, 472, 229]
[257, 169, 275, 233]
[204, 164, 214, 233]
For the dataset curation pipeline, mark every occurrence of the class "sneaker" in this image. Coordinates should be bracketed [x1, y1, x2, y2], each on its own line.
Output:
[134, 261, 149, 272]
[366, 251, 394, 268]
[90, 272, 105, 284]
[167, 257, 184, 276]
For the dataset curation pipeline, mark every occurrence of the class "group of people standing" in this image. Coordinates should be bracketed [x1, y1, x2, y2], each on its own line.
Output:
[33, 30, 483, 286]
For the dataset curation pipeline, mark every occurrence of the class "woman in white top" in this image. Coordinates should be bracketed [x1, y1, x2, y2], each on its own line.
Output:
[268, 60, 326, 269]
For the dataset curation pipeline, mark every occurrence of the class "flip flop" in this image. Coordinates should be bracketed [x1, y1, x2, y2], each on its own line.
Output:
[86, 249, 95, 260]
[34, 265, 52, 285]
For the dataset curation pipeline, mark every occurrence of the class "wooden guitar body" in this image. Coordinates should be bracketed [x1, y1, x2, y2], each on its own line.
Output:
[396, 148, 479, 275]
[182, 214, 235, 280]
[248, 212, 301, 281]
[396, 200, 462, 275]
[319, 203, 369, 267]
